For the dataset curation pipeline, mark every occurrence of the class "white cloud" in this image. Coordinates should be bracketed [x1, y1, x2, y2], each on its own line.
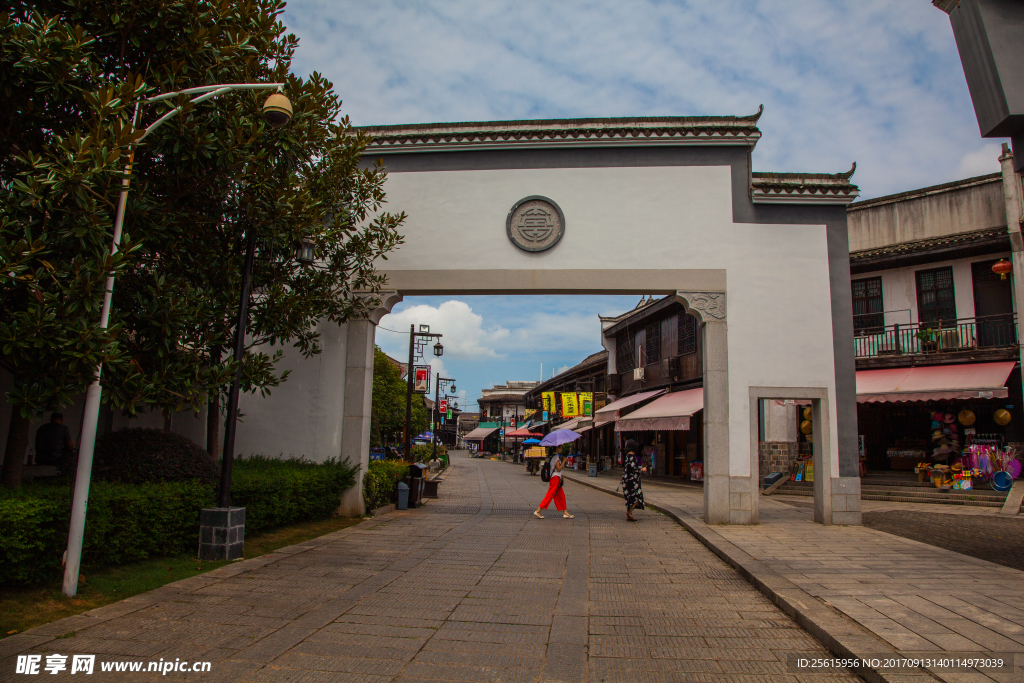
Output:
[283, 0, 1004, 200]
[955, 143, 1003, 179]
[378, 300, 509, 360]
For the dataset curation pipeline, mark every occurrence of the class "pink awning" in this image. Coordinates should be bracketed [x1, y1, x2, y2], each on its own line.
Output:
[615, 388, 703, 432]
[856, 362, 1015, 403]
[594, 389, 667, 426]
[505, 428, 541, 437]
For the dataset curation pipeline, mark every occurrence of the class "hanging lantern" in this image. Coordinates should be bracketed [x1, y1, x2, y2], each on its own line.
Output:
[800, 420, 813, 435]
[992, 259, 1012, 280]
[802, 407, 812, 421]
[296, 236, 316, 265]
[433, 341, 443, 357]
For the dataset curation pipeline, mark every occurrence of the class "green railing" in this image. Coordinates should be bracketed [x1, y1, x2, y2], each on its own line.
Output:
[853, 314, 1017, 359]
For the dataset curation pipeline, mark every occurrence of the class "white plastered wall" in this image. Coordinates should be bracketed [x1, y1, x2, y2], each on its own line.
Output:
[374, 165, 842, 480]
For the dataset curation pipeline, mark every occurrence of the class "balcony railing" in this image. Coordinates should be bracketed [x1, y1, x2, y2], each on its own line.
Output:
[853, 314, 1018, 359]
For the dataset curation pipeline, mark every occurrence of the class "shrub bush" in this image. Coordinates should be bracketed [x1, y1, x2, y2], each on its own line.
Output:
[232, 456, 357, 533]
[363, 460, 409, 511]
[78, 428, 220, 486]
[0, 456, 357, 587]
[410, 444, 446, 463]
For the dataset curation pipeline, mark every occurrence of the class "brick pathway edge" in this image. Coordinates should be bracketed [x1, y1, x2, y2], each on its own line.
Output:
[563, 472, 936, 683]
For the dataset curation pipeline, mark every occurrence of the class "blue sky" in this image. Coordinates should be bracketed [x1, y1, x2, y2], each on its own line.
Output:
[281, 1, 1009, 411]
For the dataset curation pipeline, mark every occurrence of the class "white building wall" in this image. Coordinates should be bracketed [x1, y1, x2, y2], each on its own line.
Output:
[858, 251, 1013, 325]
[374, 165, 842, 479]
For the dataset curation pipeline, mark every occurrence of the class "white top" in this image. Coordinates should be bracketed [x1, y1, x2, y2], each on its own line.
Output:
[549, 456, 562, 479]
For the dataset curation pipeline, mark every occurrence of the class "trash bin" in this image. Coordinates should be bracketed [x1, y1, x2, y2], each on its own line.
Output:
[396, 481, 410, 510]
[409, 463, 428, 507]
[588, 463, 598, 477]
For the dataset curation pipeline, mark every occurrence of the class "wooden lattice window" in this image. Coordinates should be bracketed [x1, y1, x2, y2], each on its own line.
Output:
[678, 313, 697, 355]
[916, 267, 956, 324]
[645, 322, 661, 364]
[616, 331, 635, 373]
[852, 277, 884, 333]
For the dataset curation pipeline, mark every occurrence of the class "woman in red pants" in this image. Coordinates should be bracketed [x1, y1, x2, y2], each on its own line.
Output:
[534, 453, 574, 519]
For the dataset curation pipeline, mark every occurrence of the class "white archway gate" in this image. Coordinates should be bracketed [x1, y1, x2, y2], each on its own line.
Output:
[239, 113, 863, 525]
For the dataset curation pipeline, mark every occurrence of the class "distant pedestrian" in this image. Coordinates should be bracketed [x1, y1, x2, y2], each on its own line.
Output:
[34, 412, 75, 466]
[621, 439, 646, 522]
[534, 452, 574, 519]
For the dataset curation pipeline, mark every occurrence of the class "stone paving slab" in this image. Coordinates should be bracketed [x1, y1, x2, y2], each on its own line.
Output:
[3, 453, 866, 683]
[563, 467, 1024, 683]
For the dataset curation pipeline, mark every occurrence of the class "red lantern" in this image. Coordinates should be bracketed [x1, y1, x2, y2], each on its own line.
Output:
[992, 259, 1012, 280]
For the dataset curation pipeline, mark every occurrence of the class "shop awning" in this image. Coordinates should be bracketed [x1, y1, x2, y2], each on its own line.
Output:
[615, 388, 704, 432]
[463, 426, 499, 441]
[506, 428, 541, 437]
[594, 389, 667, 426]
[856, 362, 1016, 403]
[556, 418, 581, 431]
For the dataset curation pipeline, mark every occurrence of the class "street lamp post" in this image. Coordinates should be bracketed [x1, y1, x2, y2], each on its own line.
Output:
[433, 375, 456, 461]
[62, 83, 290, 597]
[404, 325, 443, 461]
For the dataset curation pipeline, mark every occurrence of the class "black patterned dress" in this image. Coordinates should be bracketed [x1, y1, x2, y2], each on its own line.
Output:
[621, 456, 645, 510]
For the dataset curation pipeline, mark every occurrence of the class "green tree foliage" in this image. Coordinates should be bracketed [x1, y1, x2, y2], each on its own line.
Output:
[1, 1, 405, 485]
[0, 10, 147, 487]
[370, 346, 427, 449]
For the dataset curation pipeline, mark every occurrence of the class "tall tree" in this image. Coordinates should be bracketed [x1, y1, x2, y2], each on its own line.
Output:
[0, 10, 145, 487]
[371, 346, 427, 448]
[1, 2, 404, 486]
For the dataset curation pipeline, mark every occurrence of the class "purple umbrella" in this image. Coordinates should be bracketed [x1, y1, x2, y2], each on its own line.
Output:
[539, 429, 581, 447]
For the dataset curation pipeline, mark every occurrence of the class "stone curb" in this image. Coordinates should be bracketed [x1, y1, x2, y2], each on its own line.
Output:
[563, 473, 938, 683]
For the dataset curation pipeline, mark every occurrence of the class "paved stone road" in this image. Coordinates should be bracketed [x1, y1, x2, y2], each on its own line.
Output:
[2, 452, 857, 683]
[565, 468, 1024, 683]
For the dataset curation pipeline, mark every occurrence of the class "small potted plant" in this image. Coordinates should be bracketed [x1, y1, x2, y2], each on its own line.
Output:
[916, 326, 938, 352]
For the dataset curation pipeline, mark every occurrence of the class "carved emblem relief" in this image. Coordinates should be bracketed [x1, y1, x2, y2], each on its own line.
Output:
[677, 291, 727, 321]
[506, 196, 565, 252]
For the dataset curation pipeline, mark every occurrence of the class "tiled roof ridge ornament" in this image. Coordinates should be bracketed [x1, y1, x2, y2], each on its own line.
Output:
[737, 104, 764, 124]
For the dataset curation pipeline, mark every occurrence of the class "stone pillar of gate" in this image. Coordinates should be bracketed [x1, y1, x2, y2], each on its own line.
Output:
[338, 292, 403, 517]
[676, 292, 742, 524]
[338, 318, 375, 516]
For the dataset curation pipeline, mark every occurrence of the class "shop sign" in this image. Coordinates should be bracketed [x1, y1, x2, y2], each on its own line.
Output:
[979, 391, 994, 399]
[561, 393, 580, 417]
[542, 411, 549, 421]
[414, 366, 430, 393]
[579, 392, 593, 416]
[439, 399, 448, 414]
[525, 408, 537, 420]
[542, 392, 555, 413]
[447, 409, 453, 419]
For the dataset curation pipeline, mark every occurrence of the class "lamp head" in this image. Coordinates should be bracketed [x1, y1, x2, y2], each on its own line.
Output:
[297, 236, 315, 266]
[433, 342, 443, 357]
[262, 92, 293, 128]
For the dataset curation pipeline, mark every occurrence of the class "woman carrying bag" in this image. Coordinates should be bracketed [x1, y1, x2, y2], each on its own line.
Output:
[621, 439, 647, 521]
[534, 452, 574, 519]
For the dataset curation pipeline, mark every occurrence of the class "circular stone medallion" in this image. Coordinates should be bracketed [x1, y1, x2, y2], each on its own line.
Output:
[506, 196, 565, 252]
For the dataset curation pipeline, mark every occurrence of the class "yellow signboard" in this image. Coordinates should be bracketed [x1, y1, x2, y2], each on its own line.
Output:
[542, 392, 555, 413]
[525, 408, 537, 420]
[561, 392, 579, 418]
[579, 392, 593, 416]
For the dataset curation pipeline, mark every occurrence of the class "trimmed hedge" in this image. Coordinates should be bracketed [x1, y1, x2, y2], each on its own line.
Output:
[0, 457, 356, 587]
[91, 428, 220, 486]
[363, 460, 409, 511]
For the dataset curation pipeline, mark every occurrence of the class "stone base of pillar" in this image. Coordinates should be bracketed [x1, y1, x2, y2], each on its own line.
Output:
[198, 507, 245, 560]
[829, 477, 862, 525]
